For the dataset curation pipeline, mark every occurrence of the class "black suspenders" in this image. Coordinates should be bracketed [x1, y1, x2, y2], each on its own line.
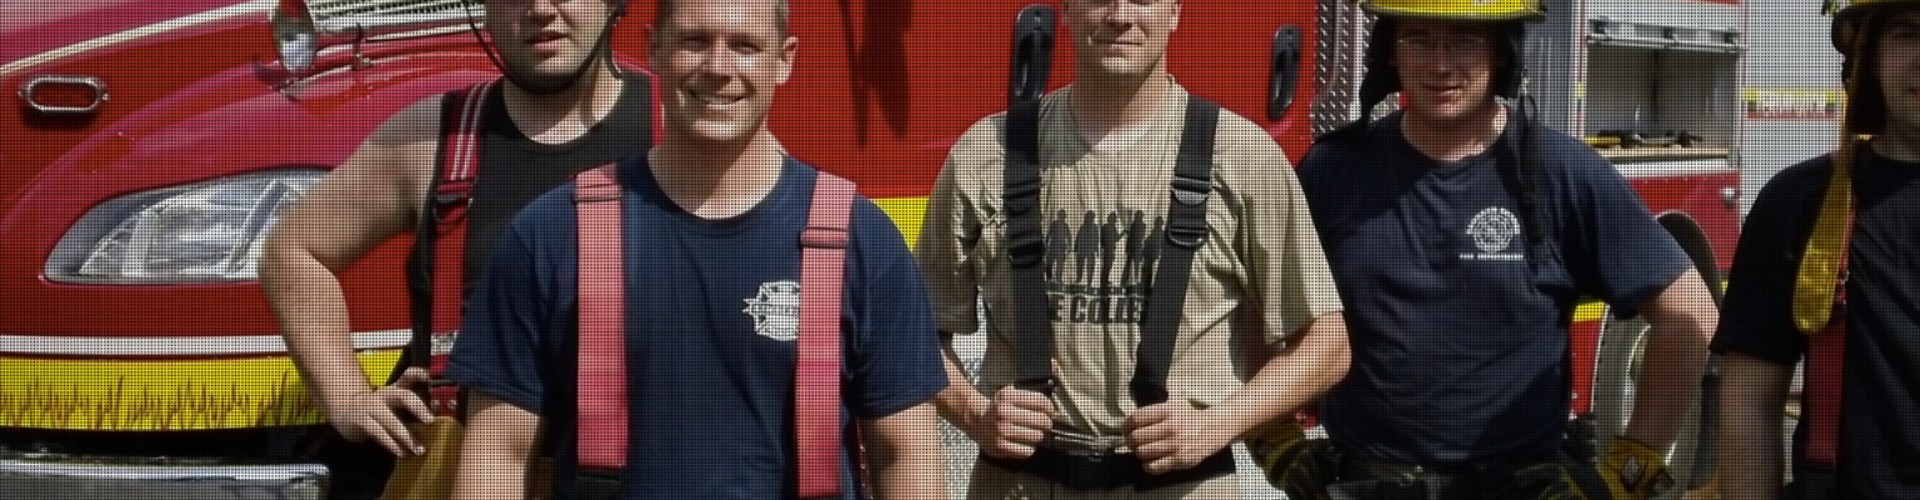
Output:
[1001, 97, 1221, 406]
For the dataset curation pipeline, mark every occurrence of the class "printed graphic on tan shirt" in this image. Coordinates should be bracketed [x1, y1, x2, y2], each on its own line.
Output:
[1045, 209, 1164, 325]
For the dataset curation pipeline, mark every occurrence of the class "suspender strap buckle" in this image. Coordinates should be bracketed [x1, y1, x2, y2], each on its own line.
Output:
[1163, 218, 1210, 250]
[1014, 376, 1059, 397]
[1168, 175, 1210, 207]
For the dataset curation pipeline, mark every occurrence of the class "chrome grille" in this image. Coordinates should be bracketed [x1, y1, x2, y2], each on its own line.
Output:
[307, 0, 472, 20]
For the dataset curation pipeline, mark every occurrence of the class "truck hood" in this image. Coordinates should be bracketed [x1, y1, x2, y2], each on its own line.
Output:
[0, 0, 270, 68]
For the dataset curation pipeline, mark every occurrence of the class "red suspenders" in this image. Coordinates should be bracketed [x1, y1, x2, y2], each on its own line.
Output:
[571, 164, 858, 498]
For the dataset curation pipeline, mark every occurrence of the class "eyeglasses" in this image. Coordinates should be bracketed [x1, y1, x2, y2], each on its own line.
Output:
[1395, 35, 1493, 58]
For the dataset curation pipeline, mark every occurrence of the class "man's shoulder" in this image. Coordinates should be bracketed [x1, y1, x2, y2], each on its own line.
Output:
[1754, 154, 1835, 207]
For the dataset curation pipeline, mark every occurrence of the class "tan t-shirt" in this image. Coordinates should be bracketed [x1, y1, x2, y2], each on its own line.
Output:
[917, 85, 1343, 436]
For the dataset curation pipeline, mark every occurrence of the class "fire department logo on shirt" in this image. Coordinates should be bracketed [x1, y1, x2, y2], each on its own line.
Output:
[1462, 207, 1525, 261]
[742, 281, 802, 342]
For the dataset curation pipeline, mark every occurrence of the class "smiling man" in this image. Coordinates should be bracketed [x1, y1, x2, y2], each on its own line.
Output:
[917, 0, 1350, 497]
[445, 0, 946, 498]
[1267, 0, 1719, 499]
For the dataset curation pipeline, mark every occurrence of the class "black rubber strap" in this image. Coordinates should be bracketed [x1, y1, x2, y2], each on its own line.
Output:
[1003, 98, 1055, 395]
[397, 88, 473, 391]
[1130, 98, 1219, 407]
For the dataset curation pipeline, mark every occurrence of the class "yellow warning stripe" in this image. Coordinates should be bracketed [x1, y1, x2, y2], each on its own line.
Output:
[0, 349, 400, 431]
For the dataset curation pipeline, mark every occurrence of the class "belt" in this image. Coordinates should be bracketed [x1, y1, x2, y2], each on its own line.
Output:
[1337, 447, 1561, 484]
[982, 436, 1236, 491]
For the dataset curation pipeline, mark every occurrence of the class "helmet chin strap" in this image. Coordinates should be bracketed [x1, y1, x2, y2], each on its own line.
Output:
[464, 1, 627, 96]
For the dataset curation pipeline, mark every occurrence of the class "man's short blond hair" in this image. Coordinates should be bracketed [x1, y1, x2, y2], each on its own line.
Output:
[654, 0, 790, 39]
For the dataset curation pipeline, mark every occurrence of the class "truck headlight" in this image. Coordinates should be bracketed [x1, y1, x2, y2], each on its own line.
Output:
[47, 170, 325, 284]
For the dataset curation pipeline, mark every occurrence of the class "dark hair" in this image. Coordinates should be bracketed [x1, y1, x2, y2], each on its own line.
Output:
[1844, 12, 1897, 135]
[654, 0, 790, 39]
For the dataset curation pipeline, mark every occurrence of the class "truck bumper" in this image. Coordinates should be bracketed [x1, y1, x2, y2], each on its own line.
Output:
[0, 458, 327, 499]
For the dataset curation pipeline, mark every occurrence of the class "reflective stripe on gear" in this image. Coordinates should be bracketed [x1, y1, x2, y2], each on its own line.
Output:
[1357, 0, 1544, 21]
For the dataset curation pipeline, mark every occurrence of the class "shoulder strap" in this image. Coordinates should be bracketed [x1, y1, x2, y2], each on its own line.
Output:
[798, 171, 857, 499]
[574, 163, 628, 470]
[1002, 99, 1057, 395]
[1800, 150, 1857, 470]
[402, 80, 497, 390]
[1130, 97, 1220, 406]
[570, 167, 856, 496]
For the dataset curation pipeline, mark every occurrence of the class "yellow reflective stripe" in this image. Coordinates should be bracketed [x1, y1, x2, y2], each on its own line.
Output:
[0, 349, 401, 431]
[871, 196, 929, 251]
[1574, 300, 1605, 324]
[1794, 144, 1860, 334]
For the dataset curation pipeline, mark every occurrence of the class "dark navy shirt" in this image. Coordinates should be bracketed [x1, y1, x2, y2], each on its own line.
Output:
[1298, 111, 1691, 465]
[1712, 145, 1920, 498]
[447, 156, 947, 499]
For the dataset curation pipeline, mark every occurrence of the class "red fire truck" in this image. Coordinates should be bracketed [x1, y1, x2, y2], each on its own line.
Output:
[2, 0, 1820, 497]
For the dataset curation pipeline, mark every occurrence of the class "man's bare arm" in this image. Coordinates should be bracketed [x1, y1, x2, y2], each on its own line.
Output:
[1625, 269, 1718, 450]
[451, 392, 541, 500]
[862, 402, 944, 500]
[1125, 313, 1348, 474]
[1716, 353, 1793, 500]
[933, 332, 1056, 459]
[1211, 313, 1350, 441]
[260, 98, 442, 454]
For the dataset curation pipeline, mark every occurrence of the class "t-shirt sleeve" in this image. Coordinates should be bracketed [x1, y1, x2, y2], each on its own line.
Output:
[848, 199, 950, 419]
[1560, 149, 1693, 317]
[446, 198, 569, 414]
[1219, 121, 1343, 345]
[915, 118, 1001, 336]
[1711, 163, 1822, 366]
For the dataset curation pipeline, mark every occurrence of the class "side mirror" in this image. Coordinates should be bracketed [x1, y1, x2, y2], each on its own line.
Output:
[1009, 5, 1057, 108]
[1268, 24, 1303, 122]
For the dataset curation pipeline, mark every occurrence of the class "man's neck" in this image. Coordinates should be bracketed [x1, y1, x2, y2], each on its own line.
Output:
[1067, 67, 1175, 150]
[1867, 126, 1920, 164]
[500, 67, 625, 145]
[647, 132, 786, 220]
[1401, 100, 1507, 164]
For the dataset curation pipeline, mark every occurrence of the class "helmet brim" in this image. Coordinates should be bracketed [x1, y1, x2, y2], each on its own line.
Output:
[1361, 5, 1544, 22]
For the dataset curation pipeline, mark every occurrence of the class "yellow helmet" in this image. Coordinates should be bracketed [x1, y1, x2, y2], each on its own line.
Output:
[1358, 0, 1545, 22]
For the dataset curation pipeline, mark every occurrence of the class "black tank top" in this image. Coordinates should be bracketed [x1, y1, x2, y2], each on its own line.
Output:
[461, 75, 653, 285]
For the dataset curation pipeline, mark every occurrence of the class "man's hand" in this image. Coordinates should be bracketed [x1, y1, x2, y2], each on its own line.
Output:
[1123, 395, 1234, 475]
[324, 367, 436, 456]
[965, 387, 1056, 460]
[1599, 436, 1678, 500]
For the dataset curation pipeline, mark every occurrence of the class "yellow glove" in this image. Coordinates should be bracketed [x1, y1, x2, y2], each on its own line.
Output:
[1246, 419, 1337, 500]
[1599, 436, 1677, 500]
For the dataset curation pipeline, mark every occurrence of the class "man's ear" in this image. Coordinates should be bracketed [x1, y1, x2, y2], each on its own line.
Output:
[777, 36, 798, 85]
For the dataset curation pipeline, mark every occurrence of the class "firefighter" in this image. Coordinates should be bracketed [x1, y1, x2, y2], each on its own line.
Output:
[446, 0, 947, 497]
[1715, 1, 1920, 498]
[916, 0, 1351, 497]
[1259, 0, 1720, 498]
[259, 0, 653, 497]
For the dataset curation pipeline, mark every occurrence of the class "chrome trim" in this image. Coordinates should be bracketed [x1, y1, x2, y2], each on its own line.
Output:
[0, 329, 412, 356]
[19, 76, 108, 115]
[1587, 18, 1745, 54]
[0, 459, 325, 500]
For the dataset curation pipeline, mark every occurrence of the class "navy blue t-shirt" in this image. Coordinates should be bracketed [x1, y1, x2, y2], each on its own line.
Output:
[1298, 111, 1691, 465]
[447, 155, 947, 499]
